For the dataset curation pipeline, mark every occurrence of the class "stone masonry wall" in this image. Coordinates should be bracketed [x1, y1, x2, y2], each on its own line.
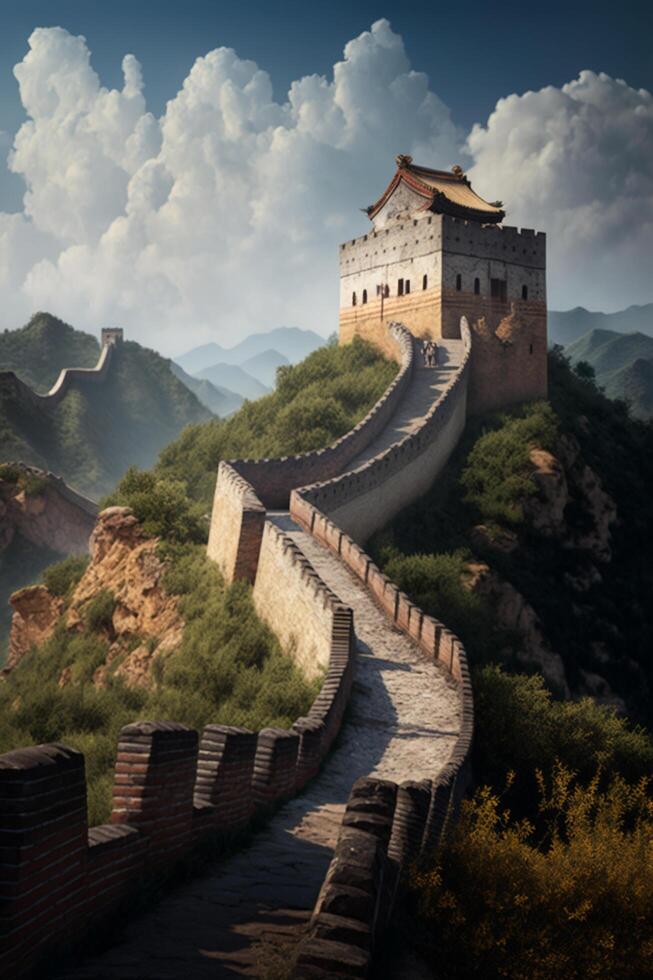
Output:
[252, 521, 343, 680]
[0, 531, 356, 979]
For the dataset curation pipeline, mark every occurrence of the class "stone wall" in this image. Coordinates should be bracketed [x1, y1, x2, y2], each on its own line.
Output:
[252, 522, 345, 680]
[295, 320, 471, 544]
[0, 540, 356, 978]
[206, 462, 266, 583]
[0, 318, 476, 979]
[0, 340, 114, 413]
[288, 485, 474, 979]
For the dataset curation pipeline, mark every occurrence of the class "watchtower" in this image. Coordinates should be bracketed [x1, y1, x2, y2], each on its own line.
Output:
[338, 155, 547, 414]
[101, 327, 124, 347]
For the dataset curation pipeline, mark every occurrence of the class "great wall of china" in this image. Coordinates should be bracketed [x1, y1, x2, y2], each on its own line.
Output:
[0, 319, 474, 980]
[1, 160, 547, 978]
[0, 328, 122, 410]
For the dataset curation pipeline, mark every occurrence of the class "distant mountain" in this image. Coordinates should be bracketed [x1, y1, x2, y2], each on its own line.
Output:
[549, 304, 653, 347]
[194, 362, 270, 401]
[169, 362, 243, 417]
[0, 312, 100, 391]
[603, 359, 653, 420]
[566, 328, 653, 419]
[174, 342, 227, 375]
[220, 327, 325, 365]
[239, 349, 290, 387]
[176, 326, 325, 375]
[0, 324, 210, 497]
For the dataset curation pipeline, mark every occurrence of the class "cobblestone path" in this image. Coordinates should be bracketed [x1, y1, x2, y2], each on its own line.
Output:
[56, 340, 463, 979]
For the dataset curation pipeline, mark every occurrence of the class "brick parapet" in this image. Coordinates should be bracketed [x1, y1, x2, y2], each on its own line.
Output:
[289, 321, 475, 978]
[0, 522, 357, 977]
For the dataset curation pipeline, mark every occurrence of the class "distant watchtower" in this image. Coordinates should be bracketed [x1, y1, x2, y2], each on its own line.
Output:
[338, 155, 547, 414]
[101, 327, 124, 347]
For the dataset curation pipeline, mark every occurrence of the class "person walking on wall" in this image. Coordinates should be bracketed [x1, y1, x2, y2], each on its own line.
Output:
[430, 339, 439, 367]
[421, 338, 429, 367]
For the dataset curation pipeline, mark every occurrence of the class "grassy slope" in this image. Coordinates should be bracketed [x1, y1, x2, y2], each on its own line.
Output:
[155, 335, 398, 511]
[0, 312, 99, 391]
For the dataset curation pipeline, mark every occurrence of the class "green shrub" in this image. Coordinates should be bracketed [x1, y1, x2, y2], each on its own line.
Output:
[473, 666, 653, 816]
[103, 468, 204, 543]
[411, 768, 653, 980]
[82, 590, 116, 633]
[42, 555, 89, 597]
[381, 549, 498, 660]
[460, 401, 558, 524]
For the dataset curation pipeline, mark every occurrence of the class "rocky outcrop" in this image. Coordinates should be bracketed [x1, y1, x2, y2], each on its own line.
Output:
[463, 561, 570, 696]
[6, 586, 64, 671]
[7, 507, 184, 686]
[524, 435, 617, 563]
[0, 463, 97, 556]
[67, 507, 184, 687]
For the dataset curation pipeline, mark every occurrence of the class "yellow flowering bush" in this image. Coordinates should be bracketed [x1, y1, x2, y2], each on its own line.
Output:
[411, 766, 653, 979]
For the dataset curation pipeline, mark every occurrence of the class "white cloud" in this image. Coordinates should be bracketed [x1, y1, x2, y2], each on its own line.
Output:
[0, 25, 651, 351]
[467, 70, 653, 311]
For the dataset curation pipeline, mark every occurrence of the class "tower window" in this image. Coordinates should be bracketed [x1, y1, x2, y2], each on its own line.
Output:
[352, 292, 357, 306]
[384, 284, 390, 298]
[522, 285, 528, 300]
[422, 274, 428, 290]
[474, 277, 480, 295]
[455, 274, 462, 291]
[405, 280, 411, 294]
[362, 289, 368, 304]
[491, 278, 508, 302]
[398, 278, 404, 296]
[529, 343, 534, 354]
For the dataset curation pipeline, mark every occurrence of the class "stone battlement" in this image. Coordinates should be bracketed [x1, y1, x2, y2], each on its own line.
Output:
[0, 525, 356, 978]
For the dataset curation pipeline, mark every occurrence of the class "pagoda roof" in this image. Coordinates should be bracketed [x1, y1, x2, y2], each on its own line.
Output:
[367, 155, 505, 224]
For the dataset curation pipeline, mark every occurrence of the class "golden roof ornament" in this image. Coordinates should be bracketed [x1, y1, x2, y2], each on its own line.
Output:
[451, 164, 464, 177]
[396, 154, 413, 169]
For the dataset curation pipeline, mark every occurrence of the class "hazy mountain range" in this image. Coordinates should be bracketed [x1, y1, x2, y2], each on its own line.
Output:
[565, 328, 653, 420]
[549, 304, 653, 347]
[174, 326, 325, 406]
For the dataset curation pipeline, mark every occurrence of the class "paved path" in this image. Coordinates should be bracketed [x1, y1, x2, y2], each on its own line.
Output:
[55, 339, 464, 980]
[345, 338, 464, 469]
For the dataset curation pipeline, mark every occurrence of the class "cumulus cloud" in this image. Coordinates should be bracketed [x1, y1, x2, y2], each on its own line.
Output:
[0, 20, 461, 350]
[0, 23, 651, 351]
[467, 70, 653, 311]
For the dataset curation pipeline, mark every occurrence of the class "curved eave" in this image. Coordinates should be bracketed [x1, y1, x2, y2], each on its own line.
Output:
[367, 169, 504, 224]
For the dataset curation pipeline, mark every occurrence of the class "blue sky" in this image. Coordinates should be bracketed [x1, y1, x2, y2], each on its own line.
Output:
[0, 2, 650, 347]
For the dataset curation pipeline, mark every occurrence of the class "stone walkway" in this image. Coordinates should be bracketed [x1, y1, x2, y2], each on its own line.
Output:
[345, 338, 464, 469]
[55, 339, 464, 980]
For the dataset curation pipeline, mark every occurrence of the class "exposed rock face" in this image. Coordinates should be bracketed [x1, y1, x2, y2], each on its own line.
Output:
[524, 435, 617, 563]
[7, 507, 184, 686]
[7, 586, 64, 670]
[0, 464, 97, 556]
[463, 561, 570, 696]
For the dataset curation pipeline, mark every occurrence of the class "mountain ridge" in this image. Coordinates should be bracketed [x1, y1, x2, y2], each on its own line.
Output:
[549, 303, 653, 347]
